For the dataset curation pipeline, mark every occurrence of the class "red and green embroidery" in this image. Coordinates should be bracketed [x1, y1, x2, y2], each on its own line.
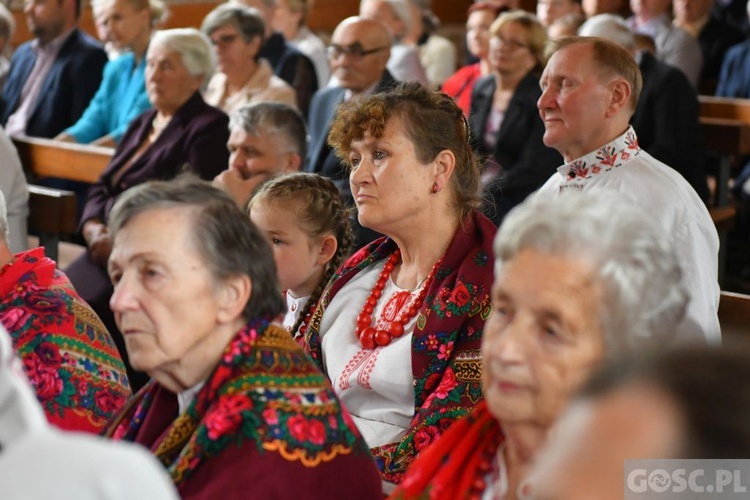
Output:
[0, 248, 131, 433]
[305, 211, 497, 483]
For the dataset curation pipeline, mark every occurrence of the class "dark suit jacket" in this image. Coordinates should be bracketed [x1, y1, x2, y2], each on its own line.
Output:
[631, 52, 709, 201]
[699, 16, 744, 90]
[80, 92, 230, 225]
[305, 71, 397, 247]
[1, 29, 108, 138]
[469, 72, 562, 225]
[305, 70, 398, 200]
[261, 32, 318, 118]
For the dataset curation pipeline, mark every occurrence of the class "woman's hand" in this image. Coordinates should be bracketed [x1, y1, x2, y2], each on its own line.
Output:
[83, 220, 113, 266]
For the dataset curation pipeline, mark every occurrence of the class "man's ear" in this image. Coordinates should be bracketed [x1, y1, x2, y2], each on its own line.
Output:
[284, 152, 303, 172]
[606, 79, 632, 117]
[216, 274, 252, 324]
[316, 234, 338, 267]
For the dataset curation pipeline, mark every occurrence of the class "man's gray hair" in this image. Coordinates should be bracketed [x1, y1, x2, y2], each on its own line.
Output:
[494, 190, 688, 353]
[149, 28, 215, 85]
[229, 102, 307, 158]
[578, 14, 635, 50]
[0, 190, 7, 245]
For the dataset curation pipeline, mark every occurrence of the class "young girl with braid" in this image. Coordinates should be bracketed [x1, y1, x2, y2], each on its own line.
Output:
[248, 172, 354, 339]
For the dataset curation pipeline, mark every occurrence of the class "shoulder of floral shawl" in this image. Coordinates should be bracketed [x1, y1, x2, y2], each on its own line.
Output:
[303, 237, 395, 366]
[180, 325, 370, 471]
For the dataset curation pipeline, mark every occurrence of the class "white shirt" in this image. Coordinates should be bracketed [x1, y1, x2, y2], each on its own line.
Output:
[320, 259, 419, 448]
[537, 127, 721, 343]
[0, 126, 28, 252]
[388, 43, 428, 85]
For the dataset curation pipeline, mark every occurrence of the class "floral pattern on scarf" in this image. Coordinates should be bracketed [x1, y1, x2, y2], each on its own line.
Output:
[304, 211, 497, 484]
[0, 248, 131, 433]
[105, 319, 371, 490]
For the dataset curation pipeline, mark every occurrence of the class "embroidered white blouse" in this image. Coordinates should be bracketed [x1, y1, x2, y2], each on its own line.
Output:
[319, 258, 422, 448]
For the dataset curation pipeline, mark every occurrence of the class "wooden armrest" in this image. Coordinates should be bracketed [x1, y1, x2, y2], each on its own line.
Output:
[28, 185, 79, 235]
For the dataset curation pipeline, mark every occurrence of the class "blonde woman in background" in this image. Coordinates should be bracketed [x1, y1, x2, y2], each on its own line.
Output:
[56, 0, 166, 146]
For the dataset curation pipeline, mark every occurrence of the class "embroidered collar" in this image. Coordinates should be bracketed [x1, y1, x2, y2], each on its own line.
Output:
[556, 127, 641, 183]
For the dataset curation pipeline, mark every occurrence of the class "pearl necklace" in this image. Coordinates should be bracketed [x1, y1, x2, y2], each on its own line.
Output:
[355, 249, 441, 349]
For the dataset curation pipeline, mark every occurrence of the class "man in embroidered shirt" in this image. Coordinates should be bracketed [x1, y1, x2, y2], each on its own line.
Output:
[536, 36, 720, 343]
[0, 0, 107, 138]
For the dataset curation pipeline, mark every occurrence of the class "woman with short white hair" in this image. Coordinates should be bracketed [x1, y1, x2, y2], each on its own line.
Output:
[394, 189, 688, 498]
[66, 28, 231, 391]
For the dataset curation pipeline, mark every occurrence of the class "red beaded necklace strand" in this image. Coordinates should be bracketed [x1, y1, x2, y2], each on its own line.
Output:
[355, 249, 441, 349]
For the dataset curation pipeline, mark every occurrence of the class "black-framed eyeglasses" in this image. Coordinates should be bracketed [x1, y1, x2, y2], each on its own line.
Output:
[326, 43, 389, 60]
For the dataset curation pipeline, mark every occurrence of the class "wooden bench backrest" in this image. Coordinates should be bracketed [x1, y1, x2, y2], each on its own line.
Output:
[700, 96, 750, 122]
[13, 136, 112, 184]
[720, 291, 750, 337]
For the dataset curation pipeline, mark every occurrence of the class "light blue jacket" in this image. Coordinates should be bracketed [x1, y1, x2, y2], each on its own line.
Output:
[65, 52, 151, 144]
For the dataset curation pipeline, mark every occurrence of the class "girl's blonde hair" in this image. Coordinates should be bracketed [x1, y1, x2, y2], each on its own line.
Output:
[248, 172, 354, 334]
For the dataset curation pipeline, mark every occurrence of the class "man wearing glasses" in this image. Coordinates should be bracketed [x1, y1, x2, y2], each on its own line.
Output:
[305, 17, 396, 246]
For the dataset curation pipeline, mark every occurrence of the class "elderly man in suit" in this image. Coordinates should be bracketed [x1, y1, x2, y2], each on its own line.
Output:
[1, 0, 107, 138]
[306, 17, 395, 195]
[306, 17, 396, 245]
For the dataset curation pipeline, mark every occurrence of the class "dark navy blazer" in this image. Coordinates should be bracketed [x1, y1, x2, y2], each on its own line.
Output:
[1, 29, 108, 138]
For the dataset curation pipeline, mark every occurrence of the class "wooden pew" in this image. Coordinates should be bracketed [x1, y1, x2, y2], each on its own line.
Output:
[12, 137, 113, 261]
[719, 291, 750, 337]
[14, 136, 113, 184]
[697, 96, 750, 285]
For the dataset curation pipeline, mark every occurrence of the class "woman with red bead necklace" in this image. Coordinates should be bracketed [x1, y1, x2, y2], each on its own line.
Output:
[303, 82, 497, 490]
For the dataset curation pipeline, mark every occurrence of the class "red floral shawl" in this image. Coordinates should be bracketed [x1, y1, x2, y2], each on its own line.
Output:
[104, 319, 379, 496]
[391, 401, 504, 499]
[304, 211, 497, 484]
[0, 248, 131, 433]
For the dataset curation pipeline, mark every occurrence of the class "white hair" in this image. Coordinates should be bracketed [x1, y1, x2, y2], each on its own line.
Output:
[578, 14, 635, 50]
[360, 0, 412, 26]
[494, 190, 687, 354]
[149, 28, 215, 85]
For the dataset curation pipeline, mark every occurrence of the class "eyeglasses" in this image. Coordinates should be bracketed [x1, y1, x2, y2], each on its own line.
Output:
[210, 34, 241, 47]
[492, 36, 529, 51]
[326, 43, 389, 60]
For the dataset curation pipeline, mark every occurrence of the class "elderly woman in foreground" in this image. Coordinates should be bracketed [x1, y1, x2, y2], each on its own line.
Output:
[103, 178, 381, 498]
[394, 190, 689, 499]
[303, 82, 497, 487]
[66, 28, 230, 389]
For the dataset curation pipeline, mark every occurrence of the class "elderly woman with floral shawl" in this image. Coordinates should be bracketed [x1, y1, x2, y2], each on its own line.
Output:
[0, 191, 131, 434]
[103, 178, 381, 499]
[303, 82, 496, 489]
[393, 190, 691, 499]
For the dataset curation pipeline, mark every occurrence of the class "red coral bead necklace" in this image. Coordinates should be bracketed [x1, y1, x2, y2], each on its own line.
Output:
[355, 249, 441, 349]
